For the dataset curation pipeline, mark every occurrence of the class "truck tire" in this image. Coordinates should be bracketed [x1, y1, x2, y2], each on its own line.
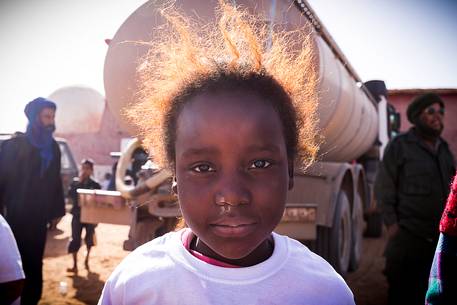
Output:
[349, 192, 363, 271]
[316, 226, 330, 260]
[364, 211, 383, 238]
[316, 191, 352, 276]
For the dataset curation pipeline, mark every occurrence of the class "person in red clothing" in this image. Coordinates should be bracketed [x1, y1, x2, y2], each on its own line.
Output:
[426, 172, 457, 305]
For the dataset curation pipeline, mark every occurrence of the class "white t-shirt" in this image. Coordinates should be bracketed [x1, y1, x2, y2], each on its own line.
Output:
[0, 215, 25, 284]
[99, 230, 355, 305]
[101, 179, 110, 191]
[0, 214, 25, 305]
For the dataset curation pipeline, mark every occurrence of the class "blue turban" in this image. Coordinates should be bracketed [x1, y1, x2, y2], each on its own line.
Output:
[24, 97, 57, 175]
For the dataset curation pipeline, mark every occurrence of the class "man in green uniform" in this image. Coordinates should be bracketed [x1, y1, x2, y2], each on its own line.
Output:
[375, 92, 456, 305]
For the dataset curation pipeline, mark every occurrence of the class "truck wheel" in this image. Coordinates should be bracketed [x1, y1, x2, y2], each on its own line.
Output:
[317, 191, 352, 276]
[349, 192, 363, 271]
[330, 191, 352, 275]
[316, 226, 330, 261]
[364, 211, 383, 238]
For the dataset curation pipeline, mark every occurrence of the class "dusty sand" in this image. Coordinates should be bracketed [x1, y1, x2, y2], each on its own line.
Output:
[40, 214, 129, 305]
[39, 213, 388, 305]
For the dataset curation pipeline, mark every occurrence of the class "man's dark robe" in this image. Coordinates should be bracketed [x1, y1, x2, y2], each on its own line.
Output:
[0, 134, 65, 305]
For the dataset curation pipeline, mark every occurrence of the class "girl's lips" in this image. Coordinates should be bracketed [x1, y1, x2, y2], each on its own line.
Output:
[210, 222, 257, 238]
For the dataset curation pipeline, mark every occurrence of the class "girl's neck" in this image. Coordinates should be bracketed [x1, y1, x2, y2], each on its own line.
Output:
[190, 235, 275, 267]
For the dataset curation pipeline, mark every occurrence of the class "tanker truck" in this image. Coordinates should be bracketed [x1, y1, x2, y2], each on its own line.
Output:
[81, 0, 399, 276]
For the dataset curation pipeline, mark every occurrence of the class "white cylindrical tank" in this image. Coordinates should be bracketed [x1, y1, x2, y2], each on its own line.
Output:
[104, 0, 378, 162]
[315, 36, 378, 161]
[49, 86, 105, 134]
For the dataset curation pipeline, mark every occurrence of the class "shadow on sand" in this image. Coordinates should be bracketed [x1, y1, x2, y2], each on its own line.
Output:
[44, 228, 70, 258]
[69, 271, 105, 305]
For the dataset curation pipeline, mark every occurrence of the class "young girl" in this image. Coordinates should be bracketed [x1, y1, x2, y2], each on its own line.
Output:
[99, 3, 355, 304]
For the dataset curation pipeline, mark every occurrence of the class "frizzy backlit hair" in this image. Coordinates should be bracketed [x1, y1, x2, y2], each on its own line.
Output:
[127, 1, 319, 171]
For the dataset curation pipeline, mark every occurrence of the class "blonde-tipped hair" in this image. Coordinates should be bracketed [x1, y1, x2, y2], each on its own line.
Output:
[127, 1, 319, 170]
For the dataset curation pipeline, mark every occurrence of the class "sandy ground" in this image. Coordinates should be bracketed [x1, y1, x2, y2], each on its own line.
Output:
[39, 214, 388, 305]
[40, 214, 129, 305]
[346, 235, 389, 305]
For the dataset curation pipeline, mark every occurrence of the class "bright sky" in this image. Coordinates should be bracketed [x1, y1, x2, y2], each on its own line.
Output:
[1, 0, 456, 133]
[309, 0, 457, 89]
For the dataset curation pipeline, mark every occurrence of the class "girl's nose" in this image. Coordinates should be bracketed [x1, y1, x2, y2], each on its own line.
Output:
[214, 174, 251, 206]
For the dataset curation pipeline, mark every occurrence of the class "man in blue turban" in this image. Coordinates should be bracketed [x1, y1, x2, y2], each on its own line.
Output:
[0, 97, 65, 305]
[24, 97, 57, 175]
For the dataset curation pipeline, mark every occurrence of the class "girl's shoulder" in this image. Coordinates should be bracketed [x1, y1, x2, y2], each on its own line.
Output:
[277, 234, 354, 301]
[99, 231, 184, 304]
[277, 234, 328, 265]
[285, 236, 341, 274]
[127, 229, 179, 256]
[110, 230, 181, 278]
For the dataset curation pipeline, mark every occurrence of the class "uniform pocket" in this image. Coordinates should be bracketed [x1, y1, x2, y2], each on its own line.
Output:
[402, 164, 432, 195]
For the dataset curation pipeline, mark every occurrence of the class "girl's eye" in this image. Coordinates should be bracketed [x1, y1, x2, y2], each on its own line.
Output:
[191, 163, 215, 173]
[250, 160, 271, 169]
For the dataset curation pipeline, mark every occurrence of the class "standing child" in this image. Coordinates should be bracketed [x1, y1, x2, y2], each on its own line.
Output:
[98, 3, 355, 304]
[67, 159, 101, 273]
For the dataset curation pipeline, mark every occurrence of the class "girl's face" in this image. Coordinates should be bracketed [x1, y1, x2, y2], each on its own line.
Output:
[174, 90, 293, 266]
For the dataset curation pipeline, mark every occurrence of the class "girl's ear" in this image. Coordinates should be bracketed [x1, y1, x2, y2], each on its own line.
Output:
[288, 159, 294, 190]
[172, 177, 178, 194]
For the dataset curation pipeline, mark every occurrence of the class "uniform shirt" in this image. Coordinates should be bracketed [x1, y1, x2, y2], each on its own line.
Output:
[68, 177, 101, 216]
[98, 230, 355, 305]
[375, 128, 455, 241]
